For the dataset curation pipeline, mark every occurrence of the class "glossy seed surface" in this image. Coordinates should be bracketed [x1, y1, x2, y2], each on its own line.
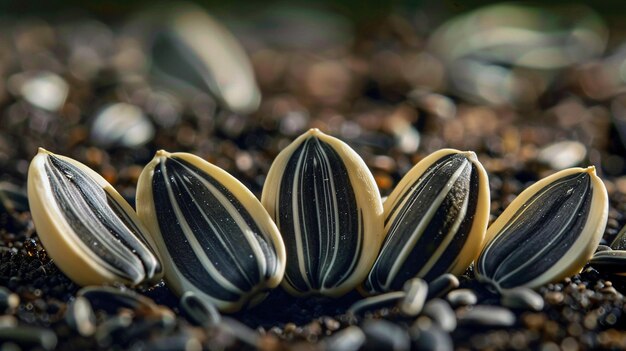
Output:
[476, 167, 608, 291]
[27, 148, 162, 286]
[363, 149, 490, 294]
[137, 150, 286, 312]
[261, 128, 384, 297]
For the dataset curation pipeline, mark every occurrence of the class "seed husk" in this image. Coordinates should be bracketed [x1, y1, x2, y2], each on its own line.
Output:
[363, 149, 490, 294]
[27, 148, 162, 286]
[136, 150, 286, 312]
[261, 128, 384, 297]
[476, 166, 608, 291]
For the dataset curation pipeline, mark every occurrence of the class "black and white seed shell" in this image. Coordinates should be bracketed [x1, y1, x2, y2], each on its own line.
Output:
[136, 150, 286, 312]
[261, 128, 384, 297]
[476, 166, 608, 291]
[363, 149, 490, 294]
[27, 148, 162, 286]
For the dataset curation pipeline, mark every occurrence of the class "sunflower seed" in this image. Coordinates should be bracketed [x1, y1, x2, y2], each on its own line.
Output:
[398, 278, 428, 317]
[180, 291, 221, 327]
[476, 166, 608, 291]
[136, 150, 286, 312]
[77, 286, 160, 315]
[261, 128, 384, 297]
[347, 291, 405, 316]
[27, 148, 162, 286]
[0, 182, 29, 214]
[610, 221, 626, 250]
[148, 4, 261, 114]
[591, 223, 626, 274]
[589, 250, 626, 275]
[363, 149, 490, 294]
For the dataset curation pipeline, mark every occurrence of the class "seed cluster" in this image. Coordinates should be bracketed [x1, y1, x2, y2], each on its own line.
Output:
[26, 127, 610, 317]
[2, 3, 626, 350]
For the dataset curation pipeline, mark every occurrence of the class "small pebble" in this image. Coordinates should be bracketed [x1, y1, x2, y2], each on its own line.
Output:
[95, 314, 133, 346]
[220, 317, 259, 347]
[0, 287, 20, 311]
[322, 316, 340, 332]
[19, 72, 69, 112]
[446, 289, 477, 307]
[457, 306, 516, 327]
[500, 287, 545, 311]
[362, 320, 410, 351]
[65, 296, 96, 337]
[538, 141, 587, 169]
[427, 274, 459, 299]
[143, 335, 202, 351]
[422, 299, 457, 332]
[399, 278, 428, 317]
[544, 291, 565, 305]
[91, 103, 155, 148]
[323, 326, 366, 351]
[410, 321, 454, 351]
[0, 326, 58, 350]
[0, 315, 18, 328]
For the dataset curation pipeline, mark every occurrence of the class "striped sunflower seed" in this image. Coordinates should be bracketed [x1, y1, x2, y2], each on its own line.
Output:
[136, 150, 286, 312]
[261, 128, 384, 297]
[362, 149, 490, 294]
[27, 148, 162, 286]
[590, 224, 626, 274]
[476, 166, 608, 291]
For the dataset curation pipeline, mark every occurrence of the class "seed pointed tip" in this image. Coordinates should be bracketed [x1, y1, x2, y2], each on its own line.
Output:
[307, 128, 324, 137]
[155, 149, 171, 158]
[462, 150, 478, 162]
[585, 166, 596, 175]
[37, 147, 52, 155]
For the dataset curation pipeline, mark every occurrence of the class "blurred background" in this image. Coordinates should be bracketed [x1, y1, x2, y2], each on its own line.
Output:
[2, 2, 626, 349]
[2, 0, 626, 218]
